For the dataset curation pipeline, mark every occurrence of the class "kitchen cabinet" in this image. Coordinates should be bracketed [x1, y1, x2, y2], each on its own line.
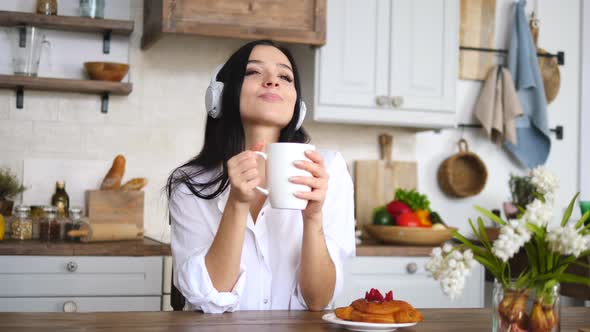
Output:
[335, 256, 484, 308]
[296, 0, 459, 129]
[0, 256, 164, 312]
[0, 238, 171, 313]
[141, 0, 326, 50]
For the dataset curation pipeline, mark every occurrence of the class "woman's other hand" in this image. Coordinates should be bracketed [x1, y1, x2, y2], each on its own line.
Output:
[290, 150, 329, 222]
[228, 142, 265, 204]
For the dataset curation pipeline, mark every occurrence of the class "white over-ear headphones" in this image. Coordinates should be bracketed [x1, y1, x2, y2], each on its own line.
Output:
[205, 64, 307, 130]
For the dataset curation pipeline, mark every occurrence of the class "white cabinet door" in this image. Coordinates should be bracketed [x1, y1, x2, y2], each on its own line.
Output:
[389, 0, 457, 112]
[318, 0, 390, 107]
[0, 256, 162, 297]
[311, 0, 459, 128]
[336, 257, 484, 309]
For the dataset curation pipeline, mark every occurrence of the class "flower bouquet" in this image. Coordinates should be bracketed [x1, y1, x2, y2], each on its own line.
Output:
[426, 167, 590, 332]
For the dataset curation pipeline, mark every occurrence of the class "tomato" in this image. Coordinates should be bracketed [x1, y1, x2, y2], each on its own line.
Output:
[395, 212, 421, 227]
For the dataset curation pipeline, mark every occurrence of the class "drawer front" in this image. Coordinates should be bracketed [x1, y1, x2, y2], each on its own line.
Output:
[336, 256, 484, 309]
[0, 256, 163, 296]
[0, 296, 161, 312]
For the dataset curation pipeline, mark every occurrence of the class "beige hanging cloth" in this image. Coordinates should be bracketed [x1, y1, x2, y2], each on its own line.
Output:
[474, 66, 523, 145]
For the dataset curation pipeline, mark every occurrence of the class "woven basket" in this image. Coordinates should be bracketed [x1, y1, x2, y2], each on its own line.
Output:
[437, 139, 488, 198]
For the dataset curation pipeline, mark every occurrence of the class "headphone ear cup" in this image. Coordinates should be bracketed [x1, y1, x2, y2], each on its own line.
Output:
[295, 100, 307, 130]
[206, 81, 224, 119]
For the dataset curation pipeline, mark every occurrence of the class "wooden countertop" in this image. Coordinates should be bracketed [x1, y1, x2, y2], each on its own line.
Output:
[0, 308, 588, 331]
[0, 237, 171, 256]
[356, 241, 435, 256]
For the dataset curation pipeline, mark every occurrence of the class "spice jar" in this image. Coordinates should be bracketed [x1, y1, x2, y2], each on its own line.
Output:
[40, 206, 56, 241]
[64, 206, 82, 242]
[30, 205, 45, 240]
[11, 205, 32, 240]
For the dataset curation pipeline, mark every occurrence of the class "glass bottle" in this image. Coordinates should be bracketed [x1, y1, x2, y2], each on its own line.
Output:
[65, 206, 82, 242]
[51, 181, 69, 218]
[11, 205, 32, 240]
[40, 206, 56, 241]
[36, 0, 58, 15]
[29, 205, 45, 240]
[80, 0, 105, 19]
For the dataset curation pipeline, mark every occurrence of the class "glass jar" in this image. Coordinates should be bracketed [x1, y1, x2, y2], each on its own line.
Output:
[36, 0, 58, 15]
[492, 279, 561, 332]
[11, 205, 32, 240]
[30, 205, 45, 240]
[64, 206, 82, 242]
[40, 206, 56, 241]
[80, 0, 105, 19]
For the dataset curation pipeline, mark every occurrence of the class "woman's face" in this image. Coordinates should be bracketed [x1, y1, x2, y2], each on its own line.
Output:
[239, 45, 297, 130]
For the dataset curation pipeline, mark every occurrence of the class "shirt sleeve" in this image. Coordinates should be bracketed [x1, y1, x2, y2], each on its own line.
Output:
[294, 151, 356, 309]
[170, 183, 246, 313]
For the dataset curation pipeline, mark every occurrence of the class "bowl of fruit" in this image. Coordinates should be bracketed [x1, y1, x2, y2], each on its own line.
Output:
[364, 189, 456, 246]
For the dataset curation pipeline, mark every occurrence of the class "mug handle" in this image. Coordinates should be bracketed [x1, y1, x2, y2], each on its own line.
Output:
[254, 151, 269, 196]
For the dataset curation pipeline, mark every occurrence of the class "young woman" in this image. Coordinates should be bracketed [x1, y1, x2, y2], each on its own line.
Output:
[167, 40, 355, 313]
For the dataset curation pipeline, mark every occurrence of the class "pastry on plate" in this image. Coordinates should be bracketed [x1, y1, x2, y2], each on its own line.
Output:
[334, 288, 423, 324]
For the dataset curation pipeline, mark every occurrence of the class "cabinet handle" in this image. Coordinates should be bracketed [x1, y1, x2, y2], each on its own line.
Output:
[63, 301, 78, 313]
[375, 95, 389, 106]
[391, 96, 404, 108]
[406, 262, 418, 274]
[66, 261, 78, 272]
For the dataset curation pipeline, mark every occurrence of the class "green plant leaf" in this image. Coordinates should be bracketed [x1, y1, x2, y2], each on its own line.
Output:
[477, 217, 492, 251]
[561, 192, 580, 227]
[474, 206, 507, 226]
[525, 223, 544, 237]
[572, 260, 590, 269]
[538, 273, 590, 286]
[575, 210, 590, 229]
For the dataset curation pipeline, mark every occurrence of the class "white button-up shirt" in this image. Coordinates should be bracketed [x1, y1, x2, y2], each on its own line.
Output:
[169, 150, 356, 313]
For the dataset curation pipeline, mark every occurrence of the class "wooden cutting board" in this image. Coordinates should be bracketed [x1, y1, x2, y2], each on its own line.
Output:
[354, 134, 417, 233]
[459, 0, 496, 80]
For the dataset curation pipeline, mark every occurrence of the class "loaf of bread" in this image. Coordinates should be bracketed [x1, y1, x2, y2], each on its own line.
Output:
[121, 178, 148, 191]
[100, 155, 126, 190]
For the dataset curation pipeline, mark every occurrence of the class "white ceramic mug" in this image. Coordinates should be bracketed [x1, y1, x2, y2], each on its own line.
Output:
[254, 143, 315, 210]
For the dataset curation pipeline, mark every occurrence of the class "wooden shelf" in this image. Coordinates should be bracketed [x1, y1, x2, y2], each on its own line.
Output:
[0, 74, 132, 113]
[0, 10, 134, 35]
[0, 74, 132, 95]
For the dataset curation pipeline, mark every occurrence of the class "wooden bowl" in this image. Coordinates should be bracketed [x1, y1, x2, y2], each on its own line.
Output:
[364, 224, 457, 246]
[84, 62, 129, 82]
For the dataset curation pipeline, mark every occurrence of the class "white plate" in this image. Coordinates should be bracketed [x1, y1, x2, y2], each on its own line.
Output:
[322, 313, 418, 332]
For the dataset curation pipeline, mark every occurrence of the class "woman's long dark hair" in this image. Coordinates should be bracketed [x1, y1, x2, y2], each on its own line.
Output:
[166, 40, 310, 200]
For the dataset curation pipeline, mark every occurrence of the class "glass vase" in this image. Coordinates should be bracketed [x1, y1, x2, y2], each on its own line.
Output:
[492, 279, 560, 332]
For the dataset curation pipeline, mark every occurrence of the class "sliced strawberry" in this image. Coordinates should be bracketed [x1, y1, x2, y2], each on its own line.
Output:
[384, 291, 394, 301]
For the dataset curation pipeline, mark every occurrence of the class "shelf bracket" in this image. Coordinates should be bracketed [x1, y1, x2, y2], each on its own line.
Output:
[16, 86, 24, 109]
[101, 93, 109, 113]
[103, 30, 112, 54]
[18, 26, 26, 48]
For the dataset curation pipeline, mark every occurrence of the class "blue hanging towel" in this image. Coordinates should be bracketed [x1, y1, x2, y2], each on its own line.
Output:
[504, 0, 551, 169]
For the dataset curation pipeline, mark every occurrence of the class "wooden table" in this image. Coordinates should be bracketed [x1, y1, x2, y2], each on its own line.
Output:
[0, 308, 588, 331]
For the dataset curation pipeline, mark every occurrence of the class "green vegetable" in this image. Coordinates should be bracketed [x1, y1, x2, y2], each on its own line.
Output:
[373, 207, 394, 225]
[394, 188, 431, 212]
[430, 211, 446, 226]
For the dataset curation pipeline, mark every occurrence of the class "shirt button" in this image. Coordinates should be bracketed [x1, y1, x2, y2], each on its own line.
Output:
[261, 211, 265, 216]
[263, 299, 269, 304]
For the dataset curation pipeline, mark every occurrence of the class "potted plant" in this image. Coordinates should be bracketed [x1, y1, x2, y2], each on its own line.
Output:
[426, 166, 590, 332]
[0, 168, 26, 216]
